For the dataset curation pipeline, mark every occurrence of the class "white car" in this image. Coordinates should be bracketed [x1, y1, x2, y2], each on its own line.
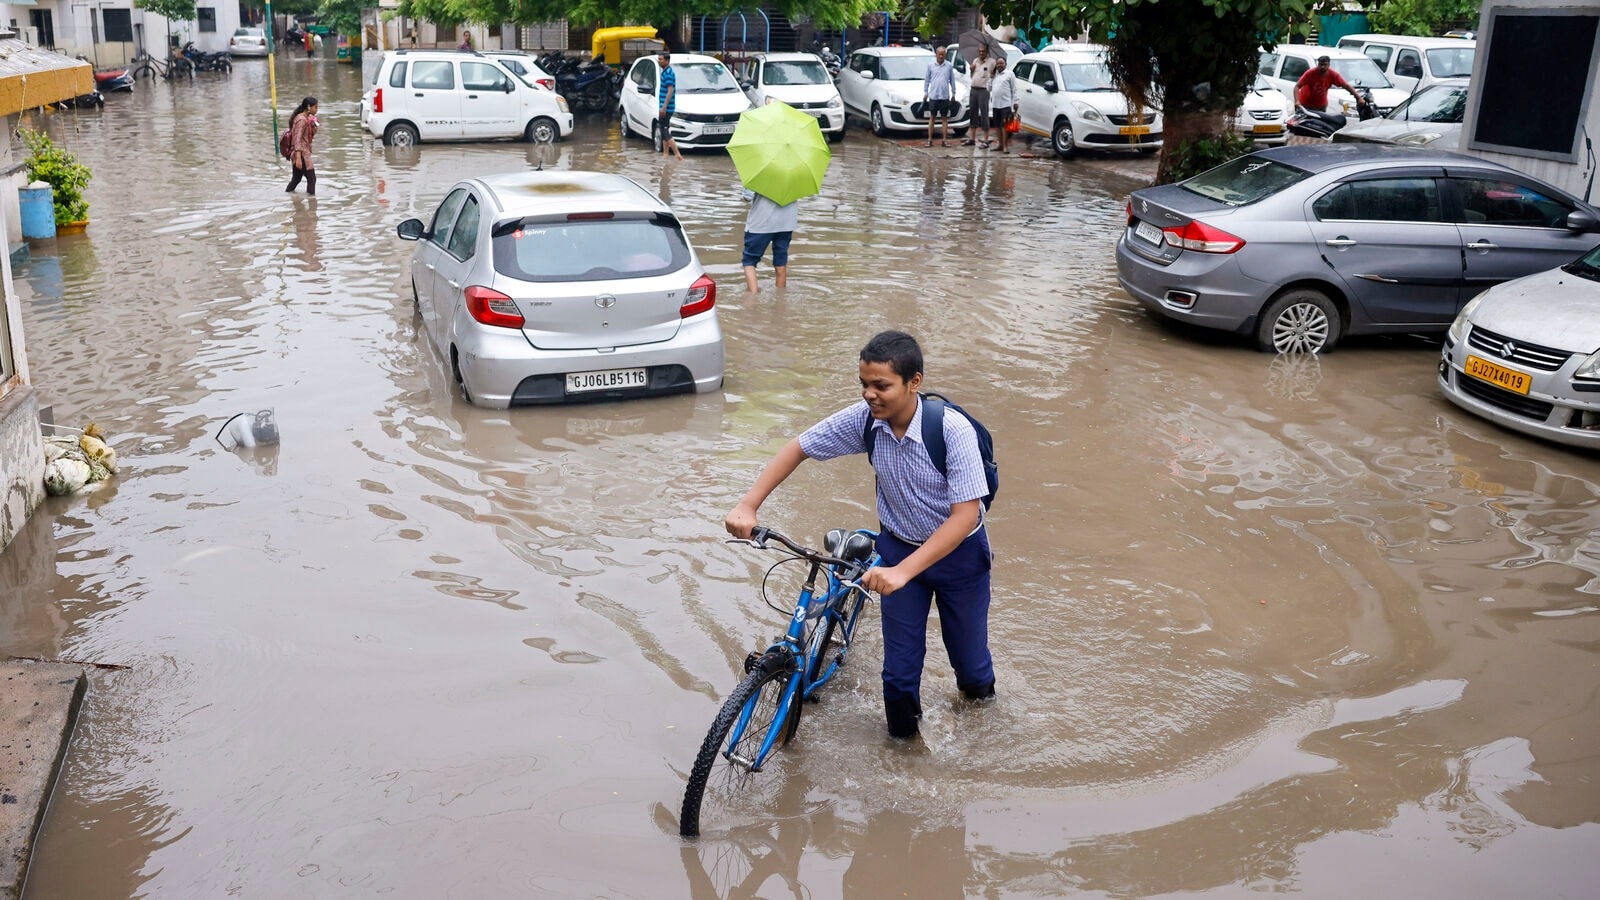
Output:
[481, 50, 556, 92]
[1233, 74, 1291, 145]
[1335, 34, 1475, 93]
[1010, 45, 1162, 157]
[1333, 81, 1469, 148]
[1439, 242, 1600, 449]
[736, 53, 845, 142]
[361, 49, 574, 147]
[228, 27, 269, 58]
[1258, 44, 1408, 117]
[836, 46, 970, 136]
[620, 53, 751, 151]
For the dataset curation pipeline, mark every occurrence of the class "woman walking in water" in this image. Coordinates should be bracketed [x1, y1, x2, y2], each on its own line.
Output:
[285, 96, 319, 196]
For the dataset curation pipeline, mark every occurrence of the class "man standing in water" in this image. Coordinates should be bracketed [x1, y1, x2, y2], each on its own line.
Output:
[725, 331, 996, 739]
[657, 51, 683, 161]
[923, 45, 957, 147]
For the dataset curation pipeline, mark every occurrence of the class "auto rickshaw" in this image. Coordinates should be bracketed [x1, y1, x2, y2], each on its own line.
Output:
[592, 26, 666, 65]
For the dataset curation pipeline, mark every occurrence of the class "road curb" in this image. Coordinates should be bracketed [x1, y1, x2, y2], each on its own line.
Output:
[0, 661, 85, 900]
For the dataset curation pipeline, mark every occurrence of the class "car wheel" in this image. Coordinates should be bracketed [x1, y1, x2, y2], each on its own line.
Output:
[384, 122, 419, 148]
[871, 103, 888, 137]
[1256, 288, 1342, 354]
[451, 348, 473, 404]
[525, 117, 558, 144]
[827, 129, 844, 143]
[652, 120, 664, 153]
[1052, 118, 1076, 158]
[619, 102, 632, 138]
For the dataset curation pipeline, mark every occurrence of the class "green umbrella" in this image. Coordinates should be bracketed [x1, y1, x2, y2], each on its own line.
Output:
[726, 101, 831, 207]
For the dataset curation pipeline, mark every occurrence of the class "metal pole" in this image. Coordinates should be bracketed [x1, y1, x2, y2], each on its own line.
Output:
[266, 0, 280, 158]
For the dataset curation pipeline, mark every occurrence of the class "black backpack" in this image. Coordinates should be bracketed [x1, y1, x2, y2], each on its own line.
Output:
[862, 392, 999, 509]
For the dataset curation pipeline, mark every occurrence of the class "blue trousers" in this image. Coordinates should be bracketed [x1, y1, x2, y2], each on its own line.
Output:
[875, 528, 995, 708]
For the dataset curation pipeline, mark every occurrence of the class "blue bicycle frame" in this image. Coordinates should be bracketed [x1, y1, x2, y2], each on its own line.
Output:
[724, 528, 880, 772]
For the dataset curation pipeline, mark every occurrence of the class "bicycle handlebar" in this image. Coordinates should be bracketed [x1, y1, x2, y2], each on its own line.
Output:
[728, 526, 868, 572]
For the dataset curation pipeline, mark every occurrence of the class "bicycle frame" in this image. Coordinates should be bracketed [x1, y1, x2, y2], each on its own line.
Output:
[723, 528, 880, 772]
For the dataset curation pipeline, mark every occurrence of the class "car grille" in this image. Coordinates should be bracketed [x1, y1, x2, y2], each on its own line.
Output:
[1466, 325, 1571, 371]
[1248, 109, 1281, 121]
[792, 100, 832, 110]
[676, 112, 741, 124]
[1106, 114, 1154, 126]
[1458, 373, 1555, 420]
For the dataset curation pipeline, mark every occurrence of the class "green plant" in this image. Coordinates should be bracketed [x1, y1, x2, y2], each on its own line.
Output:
[20, 129, 92, 225]
[1164, 132, 1258, 184]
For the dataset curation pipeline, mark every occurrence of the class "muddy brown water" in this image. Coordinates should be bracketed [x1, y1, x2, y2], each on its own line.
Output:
[2, 56, 1598, 898]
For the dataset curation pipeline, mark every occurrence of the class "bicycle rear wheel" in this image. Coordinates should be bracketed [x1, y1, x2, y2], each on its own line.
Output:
[680, 656, 798, 837]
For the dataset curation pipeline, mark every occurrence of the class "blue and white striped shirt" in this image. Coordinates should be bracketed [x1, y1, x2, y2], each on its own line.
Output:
[799, 398, 986, 543]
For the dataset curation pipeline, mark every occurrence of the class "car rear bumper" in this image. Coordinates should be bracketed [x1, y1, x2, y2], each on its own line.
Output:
[1438, 338, 1600, 450]
[1114, 233, 1266, 334]
[456, 314, 725, 408]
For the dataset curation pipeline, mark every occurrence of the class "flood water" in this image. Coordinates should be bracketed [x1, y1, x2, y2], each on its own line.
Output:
[3, 54, 1598, 898]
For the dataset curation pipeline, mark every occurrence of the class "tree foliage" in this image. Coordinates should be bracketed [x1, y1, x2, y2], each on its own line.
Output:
[317, 0, 365, 37]
[134, 0, 198, 21]
[395, 0, 888, 31]
[240, 0, 321, 17]
[1368, 0, 1480, 36]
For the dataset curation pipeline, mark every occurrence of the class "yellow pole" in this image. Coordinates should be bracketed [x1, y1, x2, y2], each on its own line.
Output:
[266, 0, 280, 156]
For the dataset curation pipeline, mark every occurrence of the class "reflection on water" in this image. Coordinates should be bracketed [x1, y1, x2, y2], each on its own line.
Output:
[3, 56, 1599, 898]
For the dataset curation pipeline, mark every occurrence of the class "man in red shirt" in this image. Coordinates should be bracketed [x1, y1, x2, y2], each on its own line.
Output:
[1295, 56, 1354, 111]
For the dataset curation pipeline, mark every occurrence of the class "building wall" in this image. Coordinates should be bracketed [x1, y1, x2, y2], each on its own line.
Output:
[13, 1, 243, 63]
[0, 132, 40, 553]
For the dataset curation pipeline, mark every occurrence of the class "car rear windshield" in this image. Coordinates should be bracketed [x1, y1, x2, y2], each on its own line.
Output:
[1180, 157, 1313, 206]
[491, 214, 690, 282]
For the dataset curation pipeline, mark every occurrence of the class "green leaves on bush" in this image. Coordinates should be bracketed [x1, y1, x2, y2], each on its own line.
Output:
[20, 129, 92, 225]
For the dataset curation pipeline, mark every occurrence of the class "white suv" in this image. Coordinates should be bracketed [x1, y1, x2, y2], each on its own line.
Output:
[1011, 45, 1163, 157]
[735, 53, 845, 141]
[619, 53, 751, 151]
[837, 46, 970, 136]
[361, 49, 574, 147]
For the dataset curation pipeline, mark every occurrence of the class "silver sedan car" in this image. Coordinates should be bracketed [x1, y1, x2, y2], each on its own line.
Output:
[1438, 243, 1600, 449]
[398, 171, 724, 407]
[1117, 144, 1600, 353]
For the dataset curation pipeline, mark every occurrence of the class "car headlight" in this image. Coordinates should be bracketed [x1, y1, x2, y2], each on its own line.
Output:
[1396, 131, 1443, 145]
[1071, 101, 1105, 122]
[1448, 293, 1486, 344]
[827, 96, 842, 109]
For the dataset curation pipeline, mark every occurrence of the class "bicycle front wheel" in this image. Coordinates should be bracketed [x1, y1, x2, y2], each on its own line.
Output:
[680, 658, 798, 837]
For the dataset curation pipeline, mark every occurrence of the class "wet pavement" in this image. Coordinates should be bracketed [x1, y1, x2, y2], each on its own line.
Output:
[1, 52, 1598, 898]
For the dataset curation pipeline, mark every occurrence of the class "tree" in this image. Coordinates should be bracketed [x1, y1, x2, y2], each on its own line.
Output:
[240, 0, 321, 17]
[902, 0, 1344, 184]
[1368, 0, 1480, 36]
[135, 0, 197, 50]
[317, 0, 365, 39]
[396, 0, 884, 33]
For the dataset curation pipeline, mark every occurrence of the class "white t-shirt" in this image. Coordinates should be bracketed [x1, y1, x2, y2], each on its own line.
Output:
[744, 190, 799, 234]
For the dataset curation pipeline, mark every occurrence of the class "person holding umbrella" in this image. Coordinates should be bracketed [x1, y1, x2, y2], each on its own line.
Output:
[965, 44, 999, 148]
[726, 99, 831, 291]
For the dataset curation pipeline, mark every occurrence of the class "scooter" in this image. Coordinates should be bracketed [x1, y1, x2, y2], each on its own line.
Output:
[1288, 87, 1376, 138]
[558, 59, 617, 112]
[93, 67, 134, 92]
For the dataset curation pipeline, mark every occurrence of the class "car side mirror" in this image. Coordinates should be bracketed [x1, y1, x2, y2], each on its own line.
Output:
[504, 81, 515, 93]
[860, 70, 875, 80]
[636, 83, 650, 93]
[1041, 80, 1057, 92]
[397, 218, 426, 241]
[1566, 209, 1600, 232]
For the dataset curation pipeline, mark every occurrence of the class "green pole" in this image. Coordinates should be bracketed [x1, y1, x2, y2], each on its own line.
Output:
[266, 0, 281, 158]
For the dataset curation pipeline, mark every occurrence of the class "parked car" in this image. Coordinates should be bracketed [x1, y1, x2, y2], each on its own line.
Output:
[1258, 45, 1409, 117]
[836, 46, 970, 136]
[1116, 144, 1600, 354]
[735, 52, 845, 142]
[228, 27, 270, 58]
[481, 50, 557, 92]
[1333, 81, 1468, 148]
[620, 53, 751, 150]
[1335, 34, 1476, 93]
[1011, 45, 1162, 157]
[1234, 74, 1292, 146]
[1439, 243, 1600, 449]
[396, 171, 724, 407]
[361, 49, 574, 147]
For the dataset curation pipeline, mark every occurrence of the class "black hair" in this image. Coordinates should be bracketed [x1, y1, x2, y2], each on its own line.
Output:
[290, 96, 318, 121]
[860, 330, 923, 383]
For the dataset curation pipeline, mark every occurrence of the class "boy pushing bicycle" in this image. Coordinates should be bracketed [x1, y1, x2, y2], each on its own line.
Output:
[725, 330, 995, 739]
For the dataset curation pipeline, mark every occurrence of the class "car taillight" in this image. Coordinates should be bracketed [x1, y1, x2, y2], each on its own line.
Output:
[464, 286, 525, 328]
[538, 78, 555, 91]
[373, 87, 382, 114]
[1161, 220, 1245, 254]
[1126, 199, 1134, 226]
[681, 274, 716, 318]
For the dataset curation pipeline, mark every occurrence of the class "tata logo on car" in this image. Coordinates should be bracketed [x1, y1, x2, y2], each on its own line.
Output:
[595, 294, 617, 309]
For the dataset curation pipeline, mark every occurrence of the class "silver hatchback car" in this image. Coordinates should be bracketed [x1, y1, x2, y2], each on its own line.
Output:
[1117, 144, 1600, 353]
[398, 171, 724, 407]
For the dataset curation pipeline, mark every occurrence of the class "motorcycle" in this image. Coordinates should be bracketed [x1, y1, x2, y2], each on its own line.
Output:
[93, 67, 134, 92]
[182, 41, 233, 72]
[558, 59, 619, 112]
[807, 36, 843, 79]
[1287, 87, 1376, 138]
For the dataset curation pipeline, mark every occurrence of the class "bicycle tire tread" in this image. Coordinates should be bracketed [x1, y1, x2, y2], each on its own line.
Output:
[679, 660, 791, 837]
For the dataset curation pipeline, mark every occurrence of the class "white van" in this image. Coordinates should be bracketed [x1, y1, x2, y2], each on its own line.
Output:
[1258, 44, 1409, 117]
[1334, 34, 1476, 93]
[361, 49, 574, 148]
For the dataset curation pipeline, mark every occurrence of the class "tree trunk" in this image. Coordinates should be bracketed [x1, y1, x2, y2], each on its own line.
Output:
[1154, 106, 1230, 185]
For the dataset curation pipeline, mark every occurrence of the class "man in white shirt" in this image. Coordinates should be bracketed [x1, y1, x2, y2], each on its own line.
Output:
[988, 58, 1017, 154]
[966, 45, 999, 149]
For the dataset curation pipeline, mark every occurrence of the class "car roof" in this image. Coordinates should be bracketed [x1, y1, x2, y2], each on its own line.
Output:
[858, 46, 933, 56]
[1252, 142, 1505, 173]
[1338, 34, 1476, 49]
[473, 171, 670, 218]
[1039, 42, 1106, 53]
[663, 53, 725, 65]
[755, 52, 827, 62]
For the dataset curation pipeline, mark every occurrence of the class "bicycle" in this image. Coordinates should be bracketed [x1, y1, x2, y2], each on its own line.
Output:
[129, 50, 193, 81]
[679, 525, 881, 838]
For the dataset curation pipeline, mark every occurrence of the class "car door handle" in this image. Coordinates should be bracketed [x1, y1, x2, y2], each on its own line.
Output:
[413, 92, 424, 97]
[424, 263, 436, 271]
[1324, 238, 1358, 247]
[447, 279, 460, 289]
[467, 94, 479, 99]
[1466, 240, 1498, 251]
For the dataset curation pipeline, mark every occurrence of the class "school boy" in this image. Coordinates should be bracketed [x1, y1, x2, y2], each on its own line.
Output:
[725, 330, 996, 739]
